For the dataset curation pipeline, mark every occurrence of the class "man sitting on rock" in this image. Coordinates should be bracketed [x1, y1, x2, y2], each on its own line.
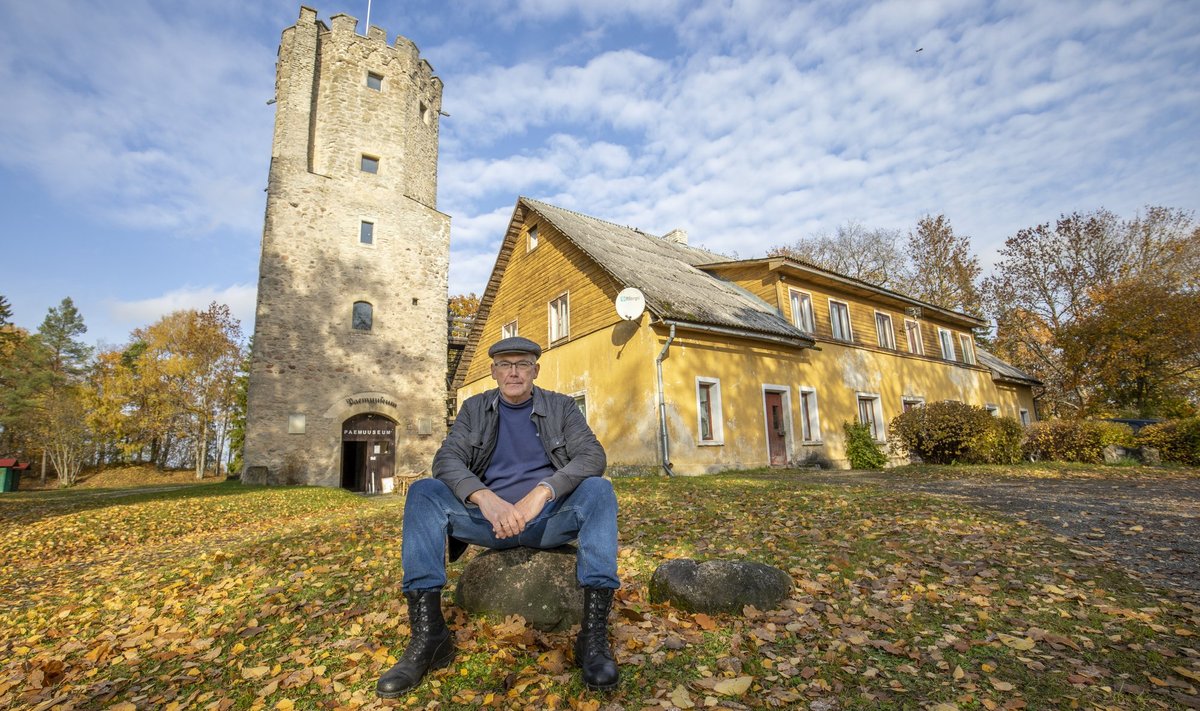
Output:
[376, 336, 620, 697]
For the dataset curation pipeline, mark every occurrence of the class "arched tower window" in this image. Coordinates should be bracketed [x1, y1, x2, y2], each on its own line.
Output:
[352, 301, 373, 331]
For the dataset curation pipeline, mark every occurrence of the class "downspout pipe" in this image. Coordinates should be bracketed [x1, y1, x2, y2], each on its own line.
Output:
[655, 323, 676, 477]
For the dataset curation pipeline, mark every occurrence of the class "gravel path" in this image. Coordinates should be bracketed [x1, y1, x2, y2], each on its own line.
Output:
[796, 470, 1200, 598]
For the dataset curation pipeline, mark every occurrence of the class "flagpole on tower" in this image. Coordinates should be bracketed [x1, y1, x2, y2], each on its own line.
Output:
[365, 0, 372, 35]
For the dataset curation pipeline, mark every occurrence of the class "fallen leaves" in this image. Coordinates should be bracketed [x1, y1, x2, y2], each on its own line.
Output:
[2, 472, 1199, 710]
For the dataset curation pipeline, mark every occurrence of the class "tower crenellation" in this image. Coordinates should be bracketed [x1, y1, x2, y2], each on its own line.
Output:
[245, 6, 450, 491]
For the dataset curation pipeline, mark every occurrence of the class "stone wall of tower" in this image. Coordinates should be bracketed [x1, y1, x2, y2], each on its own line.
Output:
[244, 6, 450, 486]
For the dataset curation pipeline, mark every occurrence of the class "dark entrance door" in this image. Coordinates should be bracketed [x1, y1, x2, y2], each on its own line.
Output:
[341, 414, 396, 493]
[764, 391, 787, 467]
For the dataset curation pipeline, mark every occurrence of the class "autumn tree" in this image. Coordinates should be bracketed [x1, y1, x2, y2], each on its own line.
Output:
[25, 298, 95, 484]
[906, 214, 983, 318]
[769, 221, 908, 290]
[129, 304, 244, 478]
[985, 206, 1199, 417]
[448, 293, 481, 339]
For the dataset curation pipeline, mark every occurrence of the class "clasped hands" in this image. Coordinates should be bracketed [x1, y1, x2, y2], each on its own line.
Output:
[468, 485, 552, 539]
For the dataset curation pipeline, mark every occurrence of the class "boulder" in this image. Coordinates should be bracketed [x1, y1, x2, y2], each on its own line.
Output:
[1102, 444, 1128, 464]
[1138, 446, 1162, 465]
[649, 559, 792, 614]
[453, 546, 582, 632]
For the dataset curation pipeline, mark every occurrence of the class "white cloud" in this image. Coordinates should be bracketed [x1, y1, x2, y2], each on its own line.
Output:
[0, 0, 274, 235]
[107, 284, 257, 338]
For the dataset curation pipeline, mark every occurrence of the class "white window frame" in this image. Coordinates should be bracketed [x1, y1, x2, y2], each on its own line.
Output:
[1019, 408, 1030, 426]
[938, 328, 957, 361]
[875, 311, 896, 349]
[548, 292, 570, 343]
[527, 224, 539, 252]
[829, 299, 853, 342]
[904, 319, 924, 355]
[789, 289, 815, 333]
[570, 390, 587, 421]
[959, 334, 976, 365]
[696, 377, 724, 445]
[902, 396, 925, 412]
[856, 392, 885, 442]
[985, 403, 999, 416]
[798, 387, 821, 443]
[501, 320, 518, 339]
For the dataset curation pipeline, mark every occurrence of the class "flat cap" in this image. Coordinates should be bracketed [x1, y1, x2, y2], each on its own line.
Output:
[487, 336, 542, 359]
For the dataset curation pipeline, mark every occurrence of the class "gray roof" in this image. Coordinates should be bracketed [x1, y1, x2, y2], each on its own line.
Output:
[522, 198, 811, 344]
[976, 347, 1042, 386]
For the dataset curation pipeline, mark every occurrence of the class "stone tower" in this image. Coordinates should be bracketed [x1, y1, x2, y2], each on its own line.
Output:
[244, 6, 450, 489]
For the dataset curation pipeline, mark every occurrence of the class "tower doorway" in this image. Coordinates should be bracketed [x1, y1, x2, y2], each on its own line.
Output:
[341, 413, 396, 493]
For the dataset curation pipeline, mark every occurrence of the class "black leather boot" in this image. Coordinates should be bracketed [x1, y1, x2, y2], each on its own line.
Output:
[375, 590, 455, 698]
[575, 587, 619, 691]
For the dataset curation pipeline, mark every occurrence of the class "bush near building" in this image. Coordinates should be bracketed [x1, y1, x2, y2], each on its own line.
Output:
[1137, 417, 1200, 466]
[1023, 419, 1134, 463]
[842, 421, 887, 469]
[888, 401, 1022, 465]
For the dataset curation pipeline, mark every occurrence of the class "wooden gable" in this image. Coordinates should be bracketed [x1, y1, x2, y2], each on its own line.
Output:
[458, 204, 624, 387]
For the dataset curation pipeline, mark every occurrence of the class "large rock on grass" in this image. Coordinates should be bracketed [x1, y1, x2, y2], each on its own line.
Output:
[649, 559, 792, 614]
[453, 546, 582, 632]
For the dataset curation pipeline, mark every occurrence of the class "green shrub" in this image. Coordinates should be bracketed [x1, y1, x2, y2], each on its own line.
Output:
[1022, 419, 1134, 463]
[1094, 420, 1136, 448]
[887, 401, 1014, 464]
[843, 421, 887, 469]
[1136, 418, 1200, 465]
[969, 416, 1025, 465]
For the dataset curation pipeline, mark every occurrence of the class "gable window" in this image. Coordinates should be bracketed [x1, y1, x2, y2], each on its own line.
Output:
[938, 328, 957, 361]
[502, 320, 518, 339]
[959, 334, 976, 365]
[360, 155, 379, 174]
[352, 301, 373, 331]
[359, 221, 374, 245]
[696, 377, 723, 444]
[829, 300, 853, 341]
[875, 312, 895, 349]
[527, 225, 539, 252]
[857, 393, 885, 441]
[789, 289, 815, 332]
[366, 71, 383, 90]
[905, 319, 924, 355]
[548, 293, 570, 343]
[798, 387, 821, 442]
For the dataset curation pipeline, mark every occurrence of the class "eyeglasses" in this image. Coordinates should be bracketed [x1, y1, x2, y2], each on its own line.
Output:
[492, 360, 536, 372]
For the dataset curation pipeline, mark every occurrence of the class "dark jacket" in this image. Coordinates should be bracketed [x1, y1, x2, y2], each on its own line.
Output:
[432, 386, 607, 504]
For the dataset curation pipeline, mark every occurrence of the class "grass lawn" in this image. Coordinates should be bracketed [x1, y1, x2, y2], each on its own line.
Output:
[1, 470, 1198, 710]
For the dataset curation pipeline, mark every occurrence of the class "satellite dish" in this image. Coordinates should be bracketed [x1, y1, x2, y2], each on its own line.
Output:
[615, 287, 645, 321]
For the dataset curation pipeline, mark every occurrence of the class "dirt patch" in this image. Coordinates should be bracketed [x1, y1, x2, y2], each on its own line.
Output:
[794, 468, 1200, 598]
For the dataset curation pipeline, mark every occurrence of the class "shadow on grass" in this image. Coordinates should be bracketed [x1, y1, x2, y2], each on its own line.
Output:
[0, 479, 270, 526]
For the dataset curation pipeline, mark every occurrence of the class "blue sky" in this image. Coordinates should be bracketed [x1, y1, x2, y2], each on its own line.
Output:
[1, 0, 1197, 348]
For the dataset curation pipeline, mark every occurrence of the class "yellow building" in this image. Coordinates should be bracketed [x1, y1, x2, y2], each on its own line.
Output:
[454, 198, 1038, 474]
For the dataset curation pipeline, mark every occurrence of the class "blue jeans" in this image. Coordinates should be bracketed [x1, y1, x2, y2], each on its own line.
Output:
[401, 476, 620, 592]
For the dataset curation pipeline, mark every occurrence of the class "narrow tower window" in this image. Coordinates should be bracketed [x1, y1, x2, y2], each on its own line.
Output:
[352, 301, 373, 331]
[360, 221, 374, 244]
[366, 72, 383, 90]
[361, 155, 379, 174]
